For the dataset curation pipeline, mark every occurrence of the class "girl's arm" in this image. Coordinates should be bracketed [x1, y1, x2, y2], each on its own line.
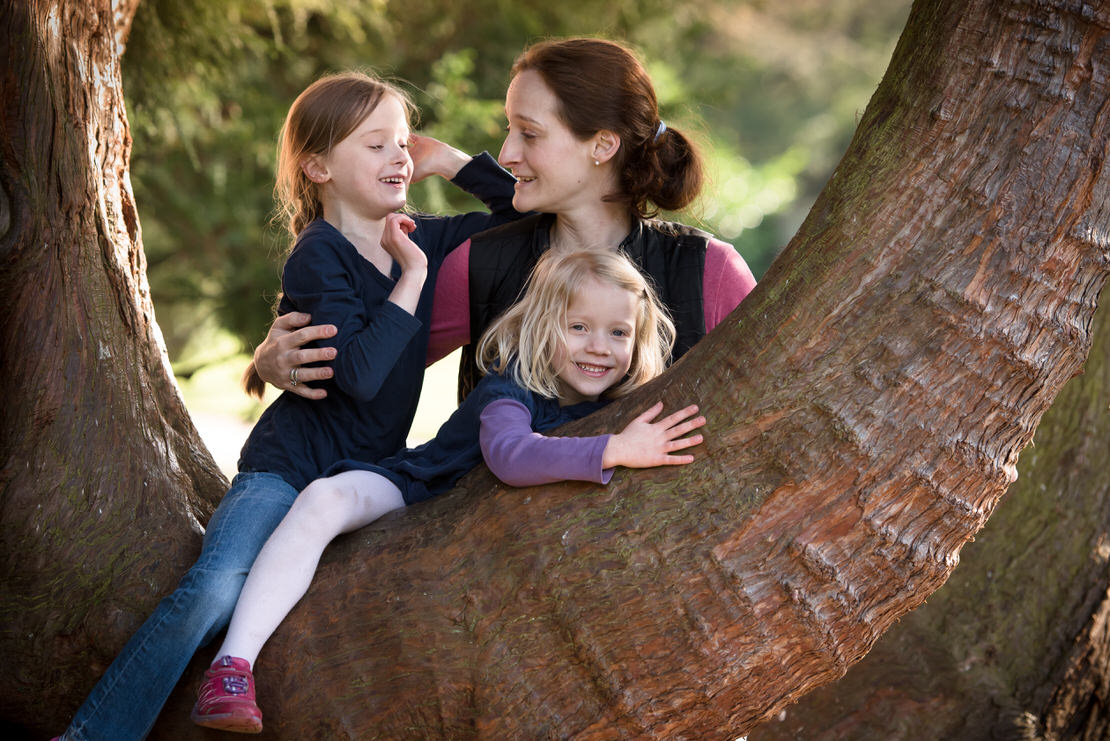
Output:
[410, 135, 521, 263]
[281, 218, 424, 403]
[479, 399, 705, 488]
[479, 399, 612, 487]
[600, 402, 706, 469]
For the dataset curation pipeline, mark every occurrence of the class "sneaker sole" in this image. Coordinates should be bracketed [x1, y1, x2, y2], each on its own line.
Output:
[190, 710, 263, 734]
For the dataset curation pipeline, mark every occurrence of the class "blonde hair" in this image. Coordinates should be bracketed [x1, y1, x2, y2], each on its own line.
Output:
[244, 71, 415, 398]
[477, 249, 675, 400]
[275, 70, 415, 237]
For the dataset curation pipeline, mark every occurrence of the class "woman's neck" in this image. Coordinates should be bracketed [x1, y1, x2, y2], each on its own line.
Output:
[548, 203, 635, 252]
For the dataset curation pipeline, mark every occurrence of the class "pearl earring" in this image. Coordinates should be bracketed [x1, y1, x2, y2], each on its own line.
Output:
[594, 159, 600, 166]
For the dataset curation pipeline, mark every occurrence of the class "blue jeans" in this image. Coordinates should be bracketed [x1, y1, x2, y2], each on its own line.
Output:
[63, 472, 299, 741]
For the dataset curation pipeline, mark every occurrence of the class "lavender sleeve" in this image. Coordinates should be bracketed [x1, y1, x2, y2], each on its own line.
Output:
[479, 399, 614, 487]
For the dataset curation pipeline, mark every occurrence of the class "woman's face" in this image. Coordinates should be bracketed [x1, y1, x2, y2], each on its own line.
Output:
[499, 70, 601, 215]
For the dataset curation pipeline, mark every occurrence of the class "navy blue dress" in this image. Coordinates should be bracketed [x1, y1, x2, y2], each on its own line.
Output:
[327, 370, 605, 505]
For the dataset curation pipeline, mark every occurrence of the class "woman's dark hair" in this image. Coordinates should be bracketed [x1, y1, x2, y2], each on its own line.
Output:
[512, 37, 704, 218]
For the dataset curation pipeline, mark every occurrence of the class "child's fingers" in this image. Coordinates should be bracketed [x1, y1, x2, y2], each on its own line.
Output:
[665, 416, 706, 440]
[386, 212, 417, 234]
[666, 433, 704, 452]
[632, 400, 666, 424]
[655, 404, 701, 430]
[659, 453, 696, 466]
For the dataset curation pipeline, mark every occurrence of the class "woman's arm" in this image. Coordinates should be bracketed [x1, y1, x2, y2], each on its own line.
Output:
[703, 238, 757, 331]
[427, 242, 472, 364]
[250, 312, 337, 401]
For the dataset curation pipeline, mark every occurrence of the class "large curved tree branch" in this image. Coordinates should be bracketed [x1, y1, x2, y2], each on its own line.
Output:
[752, 249, 1110, 740]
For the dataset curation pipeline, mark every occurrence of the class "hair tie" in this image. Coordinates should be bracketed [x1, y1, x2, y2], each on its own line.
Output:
[653, 120, 667, 142]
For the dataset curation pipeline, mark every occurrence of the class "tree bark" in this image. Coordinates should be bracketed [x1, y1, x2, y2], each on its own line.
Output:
[3, 0, 1110, 740]
[750, 298, 1110, 740]
[0, 0, 225, 736]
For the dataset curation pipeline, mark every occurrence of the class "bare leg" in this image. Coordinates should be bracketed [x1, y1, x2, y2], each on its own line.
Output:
[215, 470, 405, 666]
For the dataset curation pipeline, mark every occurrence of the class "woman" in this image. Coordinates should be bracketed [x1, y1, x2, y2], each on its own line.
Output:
[255, 37, 756, 400]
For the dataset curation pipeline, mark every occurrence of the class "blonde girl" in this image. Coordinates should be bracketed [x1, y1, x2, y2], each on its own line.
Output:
[194, 248, 706, 733]
[55, 70, 520, 741]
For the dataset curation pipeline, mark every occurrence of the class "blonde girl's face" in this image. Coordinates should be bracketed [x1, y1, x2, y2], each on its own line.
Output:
[313, 94, 412, 220]
[554, 276, 637, 405]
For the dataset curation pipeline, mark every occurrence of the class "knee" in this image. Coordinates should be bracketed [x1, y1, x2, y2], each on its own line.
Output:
[287, 479, 351, 534]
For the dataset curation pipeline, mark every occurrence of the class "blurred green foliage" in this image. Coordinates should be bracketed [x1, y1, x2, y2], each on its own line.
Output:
[121, 0, 911, 369]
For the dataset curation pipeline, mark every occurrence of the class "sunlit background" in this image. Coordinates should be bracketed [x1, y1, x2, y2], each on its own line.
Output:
[122, 0, 912, 474]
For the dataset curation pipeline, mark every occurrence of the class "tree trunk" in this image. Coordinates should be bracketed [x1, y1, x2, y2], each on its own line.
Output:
[750, 299, 1110, 740]
[3, 0, 1110, 740]
[0, 0, 225, 736]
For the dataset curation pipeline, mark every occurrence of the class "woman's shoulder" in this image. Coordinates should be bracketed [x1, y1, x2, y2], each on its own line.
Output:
[642, 217, 713, 241]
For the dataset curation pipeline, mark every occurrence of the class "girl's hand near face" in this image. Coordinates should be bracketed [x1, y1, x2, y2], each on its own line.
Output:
[409, 134, 471, 182]
[381, 213, 427, 274]
[381, 212, 427, 316]
[601, 402, 706, 469]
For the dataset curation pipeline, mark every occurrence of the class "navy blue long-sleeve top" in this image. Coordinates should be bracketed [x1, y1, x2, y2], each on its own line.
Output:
[238, 153, 519, 491]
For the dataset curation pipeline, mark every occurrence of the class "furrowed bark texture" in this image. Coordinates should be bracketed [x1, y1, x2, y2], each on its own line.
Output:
[750, 283, 1110, 740]
[148, 0, 1110, 738]
[0, 0, 224, 735]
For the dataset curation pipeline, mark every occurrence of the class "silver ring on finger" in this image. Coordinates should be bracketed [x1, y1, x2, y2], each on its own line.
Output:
[290, 367, 300, 387]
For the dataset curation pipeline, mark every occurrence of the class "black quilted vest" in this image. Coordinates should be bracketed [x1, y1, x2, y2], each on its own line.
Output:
[458, 212, 708, 401]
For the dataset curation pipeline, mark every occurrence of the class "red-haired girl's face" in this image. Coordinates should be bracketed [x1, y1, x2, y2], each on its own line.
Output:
[499, 70, 603, 216]
[312, 95, 412, 222]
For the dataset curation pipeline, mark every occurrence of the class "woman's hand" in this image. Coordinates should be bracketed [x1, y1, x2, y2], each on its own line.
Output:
[253, 312, 338, 400]
[409, 134, 471, 183]
[601, 402, 706, 469]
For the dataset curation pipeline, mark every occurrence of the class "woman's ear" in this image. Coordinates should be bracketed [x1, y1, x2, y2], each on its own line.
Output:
[301, 155, 330, 184]
[592, 130, 621, 165]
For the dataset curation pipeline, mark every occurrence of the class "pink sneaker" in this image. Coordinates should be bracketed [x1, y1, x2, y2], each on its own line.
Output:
[190, 655, 263, 734]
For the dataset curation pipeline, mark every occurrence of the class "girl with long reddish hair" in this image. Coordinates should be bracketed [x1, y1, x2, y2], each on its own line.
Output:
[54, 70, 521, 741]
